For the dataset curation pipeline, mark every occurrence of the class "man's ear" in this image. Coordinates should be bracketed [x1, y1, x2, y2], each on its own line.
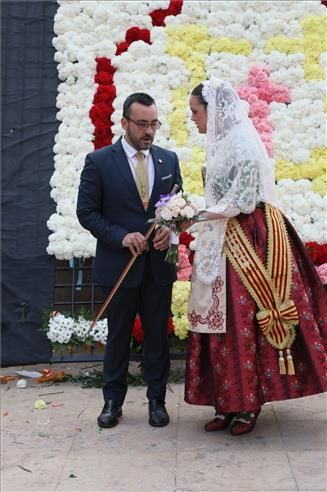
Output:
[121, 117, 128, 131]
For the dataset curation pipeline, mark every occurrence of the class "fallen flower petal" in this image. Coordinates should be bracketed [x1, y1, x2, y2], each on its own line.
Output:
[34, 399, 47, 410]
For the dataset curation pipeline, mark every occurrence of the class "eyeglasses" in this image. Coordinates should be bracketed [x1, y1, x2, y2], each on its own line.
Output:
[125, 117, 161, 130]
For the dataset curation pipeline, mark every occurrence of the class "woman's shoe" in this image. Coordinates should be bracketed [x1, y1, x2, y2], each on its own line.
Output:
[204, 413, 235, 432]
[230, 409, 261, 436]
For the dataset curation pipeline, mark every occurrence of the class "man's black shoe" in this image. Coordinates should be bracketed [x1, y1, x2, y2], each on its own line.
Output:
[148, 399, 169, 427]
[97, 401, 122, 428]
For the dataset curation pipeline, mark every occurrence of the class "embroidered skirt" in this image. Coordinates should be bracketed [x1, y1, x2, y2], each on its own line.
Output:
[184, 207, 327, 413]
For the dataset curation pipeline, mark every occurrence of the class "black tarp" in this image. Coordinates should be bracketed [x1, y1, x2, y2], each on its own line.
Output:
[1, 1, 59, 365]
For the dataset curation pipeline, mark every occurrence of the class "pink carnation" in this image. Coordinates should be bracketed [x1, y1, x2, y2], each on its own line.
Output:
[177, 267, 192, 281]
[316, 264, 327, 284]
[249, 101, 269, 119]
[255, 120, 273, 133]
[255, 83, 271, 103]
[268, 85, 291, 104]
[177, 244, 192, 281]
[248, 66, 270, 88]
[236, 86, 258, 101]
[260, 135, 273, 156]
[238, 65, 291, 158]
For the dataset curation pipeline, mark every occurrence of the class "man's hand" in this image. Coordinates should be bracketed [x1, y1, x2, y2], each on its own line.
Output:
[122, 232, 147, 256]
[153, 226, 171, 251]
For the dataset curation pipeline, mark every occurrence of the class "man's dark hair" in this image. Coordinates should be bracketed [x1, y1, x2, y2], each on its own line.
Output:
[123, 92, 156, 118]
[191, 84, 207, 107]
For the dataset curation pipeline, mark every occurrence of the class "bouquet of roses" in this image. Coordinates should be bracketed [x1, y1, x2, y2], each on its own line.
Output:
[149, 191, 198, 263]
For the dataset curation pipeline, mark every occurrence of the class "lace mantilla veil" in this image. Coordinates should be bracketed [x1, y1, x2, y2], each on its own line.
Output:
[194, 77, 279, 285]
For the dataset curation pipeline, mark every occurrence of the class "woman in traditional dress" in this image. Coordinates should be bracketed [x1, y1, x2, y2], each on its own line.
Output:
[184, 77, 327, 436]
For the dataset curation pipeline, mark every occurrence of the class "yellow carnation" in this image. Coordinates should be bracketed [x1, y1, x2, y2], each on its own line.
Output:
[172, 281, 191, 316]
[312, 175, 327, 196]
[210, 37, 252, 55]
[265, 37, 304, 55]
[276, 149, 327, 181]
[173, 314, 189, 340]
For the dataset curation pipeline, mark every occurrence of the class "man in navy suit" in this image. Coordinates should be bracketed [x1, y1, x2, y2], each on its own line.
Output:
[77, 93, 182, 428]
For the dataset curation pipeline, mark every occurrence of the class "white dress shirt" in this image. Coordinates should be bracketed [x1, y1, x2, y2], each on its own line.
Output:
[121, 136, 155, 196]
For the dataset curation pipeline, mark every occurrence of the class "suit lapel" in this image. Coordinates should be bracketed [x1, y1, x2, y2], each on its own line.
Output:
[149, 146, 165, 208]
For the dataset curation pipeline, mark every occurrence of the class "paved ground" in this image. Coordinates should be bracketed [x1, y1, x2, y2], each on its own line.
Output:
[1, 361, 326, 492]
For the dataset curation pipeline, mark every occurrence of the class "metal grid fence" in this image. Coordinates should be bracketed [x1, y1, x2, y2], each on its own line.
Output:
[52, 259, 185, 362]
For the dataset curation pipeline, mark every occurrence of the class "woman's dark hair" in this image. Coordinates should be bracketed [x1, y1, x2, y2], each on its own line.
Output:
[191, 84, 207, 106]
[123, 92, 156, 118]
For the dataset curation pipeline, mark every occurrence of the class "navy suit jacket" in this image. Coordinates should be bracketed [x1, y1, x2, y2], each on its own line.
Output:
[76, 138, 183, 288]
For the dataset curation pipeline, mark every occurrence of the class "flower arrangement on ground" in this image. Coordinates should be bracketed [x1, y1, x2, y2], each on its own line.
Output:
[44, 309, 181, 354]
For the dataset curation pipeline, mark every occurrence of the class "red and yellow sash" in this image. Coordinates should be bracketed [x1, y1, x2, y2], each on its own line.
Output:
[224, 204, 298, 375]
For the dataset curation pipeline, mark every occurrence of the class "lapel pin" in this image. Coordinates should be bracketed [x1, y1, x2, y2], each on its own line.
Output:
[158, 158, 163, 164]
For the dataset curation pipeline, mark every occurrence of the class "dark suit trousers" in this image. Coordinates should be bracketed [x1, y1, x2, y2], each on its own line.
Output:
[102, 255, 172, 406]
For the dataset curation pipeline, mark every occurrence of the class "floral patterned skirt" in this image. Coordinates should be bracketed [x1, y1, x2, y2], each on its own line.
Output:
[184, 207, 327, 413]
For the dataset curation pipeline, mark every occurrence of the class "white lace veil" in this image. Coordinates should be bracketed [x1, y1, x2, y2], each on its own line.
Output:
[194, 76, 279, 285]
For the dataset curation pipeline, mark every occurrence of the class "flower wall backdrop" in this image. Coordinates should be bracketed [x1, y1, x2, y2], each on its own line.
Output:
[47, 1, 326, 347]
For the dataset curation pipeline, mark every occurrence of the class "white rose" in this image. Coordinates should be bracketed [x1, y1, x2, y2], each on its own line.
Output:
[170, 206, 181, 218]
[174, 198, 187, 208]
[160, 208, 173, 221]
[184, 206, 195, 219]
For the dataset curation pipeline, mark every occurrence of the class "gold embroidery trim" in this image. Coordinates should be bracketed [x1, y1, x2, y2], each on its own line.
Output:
[224, 204, 298, 375]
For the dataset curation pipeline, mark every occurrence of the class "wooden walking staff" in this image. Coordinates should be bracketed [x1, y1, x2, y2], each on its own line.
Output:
[88, 222, 156, 333]
[88, 184, 181, 333]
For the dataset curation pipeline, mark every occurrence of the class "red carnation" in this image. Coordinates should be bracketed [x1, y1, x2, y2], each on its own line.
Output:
[124, 27, 151, 46]
[89, 103, 112, 122]
[150, 10, 166, 26]
[132, 317, 144, 344]
[91, 97, 115, 120]
[168, 316, 174, 335]
[125, 27, 141, 44]
[179, 231, 194, 248]
[116, 41, 129, 56]
[305, 242, 327, 265]
[94, 126, 110, 139]
[168, 0, 183, 15]
[105, 85, 116, 99]
[95, 71, 113, 86]
[138, 29, 151, 44]
[93, 86, 115, 104]
[150, 0, 183, 26]
[95, 57, 115, 75]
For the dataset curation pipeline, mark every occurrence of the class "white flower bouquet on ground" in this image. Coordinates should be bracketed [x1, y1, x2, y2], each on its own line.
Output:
[149, 191, 198, 263]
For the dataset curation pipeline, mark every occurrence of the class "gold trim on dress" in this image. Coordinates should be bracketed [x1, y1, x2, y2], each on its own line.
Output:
[224, 204, 298, 375]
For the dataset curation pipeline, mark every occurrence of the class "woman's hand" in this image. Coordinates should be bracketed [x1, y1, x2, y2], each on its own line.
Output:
[203, 211, 225, 220]
[179, 220, 194, 231]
